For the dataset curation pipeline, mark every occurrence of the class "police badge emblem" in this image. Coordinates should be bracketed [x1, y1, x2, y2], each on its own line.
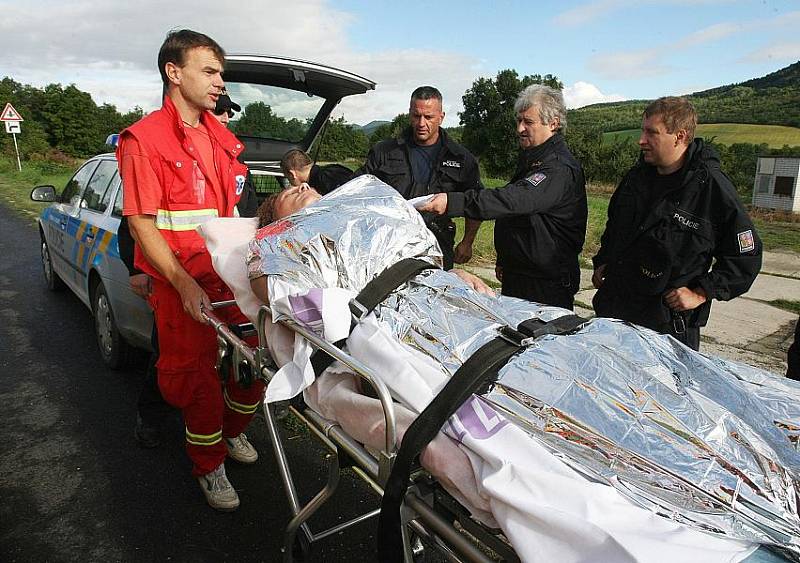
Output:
[525, 172, 547, 186]
[738, 229, 755, 253]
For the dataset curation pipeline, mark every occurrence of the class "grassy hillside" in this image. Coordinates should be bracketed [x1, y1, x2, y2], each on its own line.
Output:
[570, 61, 800, 131]
[603, 123, 800, 148]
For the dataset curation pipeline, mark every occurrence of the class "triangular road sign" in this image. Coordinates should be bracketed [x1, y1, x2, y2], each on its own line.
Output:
[0, 103, 24, 122]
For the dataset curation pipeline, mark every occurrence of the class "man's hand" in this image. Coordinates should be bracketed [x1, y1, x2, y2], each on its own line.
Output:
[451, 269, 495, 296]
[592, 264, 606, 289]
[495, 264, 503, 282]
[129, 273, 152, 299]
[453, 240, 473, 264]
[418, 193, 448, 215]
[663, 286, 707, 312]
[176, 276, 212, 322]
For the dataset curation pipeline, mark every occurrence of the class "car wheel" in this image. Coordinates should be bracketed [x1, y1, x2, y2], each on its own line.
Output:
[41, 238, 65, 291]
[92, 282, 129, 369]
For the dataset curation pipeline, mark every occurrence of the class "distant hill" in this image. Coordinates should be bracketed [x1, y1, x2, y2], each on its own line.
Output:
[360, 120, 390, 136]
[569, 61, 800, 132]
[603, 123, 800, 148]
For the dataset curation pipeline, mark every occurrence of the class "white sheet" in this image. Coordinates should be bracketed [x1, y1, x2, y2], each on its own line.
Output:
[199, 217, 757, 563]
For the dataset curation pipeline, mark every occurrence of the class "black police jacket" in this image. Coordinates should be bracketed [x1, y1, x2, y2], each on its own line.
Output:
[592, 139, 762, 329]
[357, 128, 483, 225]
[309, 163, 354, 195]
[447, 133, 588, 280]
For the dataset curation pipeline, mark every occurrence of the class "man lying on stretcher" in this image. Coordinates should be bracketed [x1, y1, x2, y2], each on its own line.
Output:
[249, 182, 494, 304]
[201, 175, 800, 563]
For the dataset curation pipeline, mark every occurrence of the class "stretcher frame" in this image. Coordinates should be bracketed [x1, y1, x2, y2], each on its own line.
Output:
[204, 300, 520, 563]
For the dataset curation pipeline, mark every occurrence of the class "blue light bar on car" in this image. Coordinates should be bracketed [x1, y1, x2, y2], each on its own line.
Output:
[105, 133, 120, 147]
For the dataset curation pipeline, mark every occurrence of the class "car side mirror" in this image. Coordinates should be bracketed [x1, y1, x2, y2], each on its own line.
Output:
[30, 185, 57, 202]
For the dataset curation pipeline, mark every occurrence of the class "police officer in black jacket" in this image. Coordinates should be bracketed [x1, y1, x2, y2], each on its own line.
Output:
[357, 86, 483, 270]
[421, 85, 587, 309]
[280, 148, 353, 195]
[592, 96, 762, 350]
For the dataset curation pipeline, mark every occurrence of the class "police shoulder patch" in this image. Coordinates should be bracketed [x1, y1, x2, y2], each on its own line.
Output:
[525, 172, 547, 186]
[738, 229, 755, 253]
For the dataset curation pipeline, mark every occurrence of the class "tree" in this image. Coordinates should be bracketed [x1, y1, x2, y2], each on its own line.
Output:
[460, 70, 562, 177]
[0, 77, 50, 159]
[312, 116, 369, 161]
[368, 113, 409, 146]
[232, 102, 306, 141]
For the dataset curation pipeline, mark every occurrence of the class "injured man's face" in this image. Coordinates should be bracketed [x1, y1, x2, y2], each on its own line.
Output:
[275, 184, 321, 220]
[250, 179, 495, 305]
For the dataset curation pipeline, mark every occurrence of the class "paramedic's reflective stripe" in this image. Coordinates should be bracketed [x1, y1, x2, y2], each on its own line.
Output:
[155, 208, 219, 231]
[223, 388, 259, 415]
[185, 427, 222, 446]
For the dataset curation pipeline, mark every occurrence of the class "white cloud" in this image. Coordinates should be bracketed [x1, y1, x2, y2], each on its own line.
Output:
[332, 49, 480, 127]
[0, 0, 480, 125]
[552, 0, 627, 27]
[682, 22, 740, 47]
[740, 42, 800, 64]
[587, 10, 799, 80]
[588, 49, 669, 80]
[553, 0, 737, 27]
[563, 81, 626, 108]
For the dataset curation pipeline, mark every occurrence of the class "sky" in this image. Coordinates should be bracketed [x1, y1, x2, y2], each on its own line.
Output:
[0, 0, 798, 127]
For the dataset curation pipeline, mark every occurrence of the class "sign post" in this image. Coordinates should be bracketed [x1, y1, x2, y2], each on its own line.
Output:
[1, 103, 24, 171]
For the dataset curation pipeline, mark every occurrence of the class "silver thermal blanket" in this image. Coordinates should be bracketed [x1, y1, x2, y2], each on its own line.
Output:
[248, 176, 800, 557]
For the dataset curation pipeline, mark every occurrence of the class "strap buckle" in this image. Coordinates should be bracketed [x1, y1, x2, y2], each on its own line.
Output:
[498, 326, 534, 348]
[349, 298, 369, 321]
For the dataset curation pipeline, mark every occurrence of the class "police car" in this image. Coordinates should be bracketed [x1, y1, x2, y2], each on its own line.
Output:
[31, 151, 153, 368]
[30, 55, 375, 368]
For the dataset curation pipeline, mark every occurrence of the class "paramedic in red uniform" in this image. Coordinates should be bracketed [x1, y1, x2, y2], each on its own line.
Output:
[117, 29, 265, 512]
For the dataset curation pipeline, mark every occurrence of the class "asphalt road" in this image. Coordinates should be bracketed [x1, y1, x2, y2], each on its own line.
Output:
[0, 203, 379, 562]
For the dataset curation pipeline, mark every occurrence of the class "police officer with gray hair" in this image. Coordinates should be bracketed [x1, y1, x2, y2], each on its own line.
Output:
[421, 84, 588, 309]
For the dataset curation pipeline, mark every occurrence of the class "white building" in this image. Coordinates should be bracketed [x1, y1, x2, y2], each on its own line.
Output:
[752, 156, 799, 213]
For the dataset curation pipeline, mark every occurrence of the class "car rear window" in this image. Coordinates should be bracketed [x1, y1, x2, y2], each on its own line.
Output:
[225, 82, 326, 143]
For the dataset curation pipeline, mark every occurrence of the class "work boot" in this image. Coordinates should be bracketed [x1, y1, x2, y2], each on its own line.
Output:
[134, 414, 161, 449]
[224, 433, 258, 464]
[197, 463, 240, 512]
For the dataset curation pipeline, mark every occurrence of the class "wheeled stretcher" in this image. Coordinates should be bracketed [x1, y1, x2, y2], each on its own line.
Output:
[203, 299, 520, 562]
[197, 177, 799, 563]
[201, 298, 794, 563]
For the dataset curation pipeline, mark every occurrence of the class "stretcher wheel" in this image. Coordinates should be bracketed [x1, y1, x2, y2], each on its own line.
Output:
[41, 238, 65, 291]
[92, 281, 129, 369]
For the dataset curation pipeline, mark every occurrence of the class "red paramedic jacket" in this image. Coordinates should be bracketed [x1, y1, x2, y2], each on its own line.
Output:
[117, 95, 249, 286]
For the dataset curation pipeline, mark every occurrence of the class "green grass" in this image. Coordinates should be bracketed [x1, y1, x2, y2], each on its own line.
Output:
[769, 299, 800, 314]
[603, 123, 800, 148]
[0, 157, 75, 223]
[753, 219, 800, 251]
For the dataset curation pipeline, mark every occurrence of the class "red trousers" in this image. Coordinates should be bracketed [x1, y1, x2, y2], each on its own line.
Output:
[150, 277, 265, 476]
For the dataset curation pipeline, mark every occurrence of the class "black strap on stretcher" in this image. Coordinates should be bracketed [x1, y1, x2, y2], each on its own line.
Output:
[377, 313, 586, 563]
[309, 258, 437, 378]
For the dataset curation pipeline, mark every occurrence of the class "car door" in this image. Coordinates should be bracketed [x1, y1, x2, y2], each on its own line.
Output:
[73, 158, 119, 305]
[106, 179, 154, 350]
[44, 159, 100, 294]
